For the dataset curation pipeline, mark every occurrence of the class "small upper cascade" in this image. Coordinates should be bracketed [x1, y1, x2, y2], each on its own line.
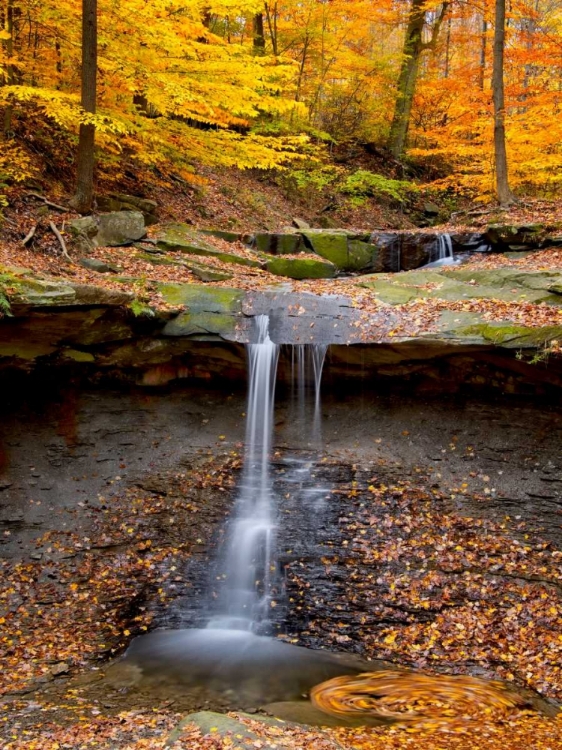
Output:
[436, 233, 454, 264]
[420, 233, 458, 269]
[290, 344, 328, 447]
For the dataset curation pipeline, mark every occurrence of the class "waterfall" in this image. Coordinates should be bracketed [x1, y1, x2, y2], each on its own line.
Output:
[291, 344, 327, 447]
[436, 233, 454, 264]
[207, 315, 279, 633]
[207, 320, 327, 635]
[421, 233, 457, 269]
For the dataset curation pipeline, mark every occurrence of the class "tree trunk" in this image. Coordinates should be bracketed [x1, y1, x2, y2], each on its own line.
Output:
[264, 3, 278, 56]
[388, 0, 448, 159]
[479, 17, 487, 91]
[3, 0, 14, 136]
[71, 0, 97, 214]
[492, 0, 515, 205]
[253, 13, 265, 54]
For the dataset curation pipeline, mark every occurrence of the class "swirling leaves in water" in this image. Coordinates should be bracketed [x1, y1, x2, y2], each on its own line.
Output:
[310, 670, 529, 730]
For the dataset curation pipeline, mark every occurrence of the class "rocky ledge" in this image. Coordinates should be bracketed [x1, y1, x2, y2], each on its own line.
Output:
[67, 213, 562, 279]
[1, 259, 562, 395]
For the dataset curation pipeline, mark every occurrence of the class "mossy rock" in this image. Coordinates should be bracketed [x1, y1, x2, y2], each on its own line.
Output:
[362, 268, 562, 306]
[359, 279, 419, 305]
[184, 263, 234, 282]
[158, 283, 243, 311]
[301, 230, 349, 268]
[159, 283, 243, 338]
[7, 278, 76, 307]
[485, 223, 545, 247]
[458, 322, 562, 347]
[265, 256, 336, 280]
[163, 310, 238, 338]
[199, 229, 243, 243]
[62, 349, 96, 363]
[156, 223, 262, 268]
[254, 233, 304, 255]
[346, 240, 377, 271]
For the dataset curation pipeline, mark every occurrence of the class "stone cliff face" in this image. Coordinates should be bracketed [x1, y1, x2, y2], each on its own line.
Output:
[0, 256, 562, 393]
[1, 270, 562, 396]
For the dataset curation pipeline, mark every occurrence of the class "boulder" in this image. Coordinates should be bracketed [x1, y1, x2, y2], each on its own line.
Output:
[159, 284, 244, 339]
[292, 217, 311, 230]
[400, 233, 436, 270]
[265, 256, 336, 280]
[450, 232, 490, 253]
[485, 223, 546, 249]
[369, 232, 402, 273]
[301, 230, 349, 268]
[69, 211, 146, 249]
[96, 211, 146, 246]
[78, 258, 119, 274]
[254, 232, 304, 255]
[423, 202, 440, 217]
[346, 240, 377, 272]
[97, 193, 158, 225]
[183, 262, 233, 282]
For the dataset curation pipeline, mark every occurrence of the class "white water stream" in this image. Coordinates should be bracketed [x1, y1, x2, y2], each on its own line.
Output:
[207, 317, 327, 634]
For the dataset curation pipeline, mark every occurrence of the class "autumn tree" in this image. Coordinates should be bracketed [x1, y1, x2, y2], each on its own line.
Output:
[388, 0, 449, 159]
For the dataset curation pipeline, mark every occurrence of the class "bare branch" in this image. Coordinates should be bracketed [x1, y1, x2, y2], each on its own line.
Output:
[49, 221, 73, 262]
[22, 224, 37, 246]
[28, 193, 70, 212]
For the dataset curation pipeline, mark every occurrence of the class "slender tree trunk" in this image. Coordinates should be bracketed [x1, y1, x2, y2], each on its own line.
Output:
[388, 0, 448, 159]
[3, 0, 14, 136]
[479, 17, 487, 91]
[253, 13, 265, 54]
[263, 2, 278, 56]
[295, 34, 309, 102]
[492, 0, 515, 205]
[71, 0, 97, 214]
[444, 15, 451, 78]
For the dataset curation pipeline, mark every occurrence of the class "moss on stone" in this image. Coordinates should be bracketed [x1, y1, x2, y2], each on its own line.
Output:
[163, 311, 237, 338]
[62, 349, 96, 362]
[254, 233, 303, 255]
[265, 256, 336, 280]
[158, 283, 243, 311]
[458, 322, 562, 346]
[156, 223, 262, 268]
[301, 230, 349, 268]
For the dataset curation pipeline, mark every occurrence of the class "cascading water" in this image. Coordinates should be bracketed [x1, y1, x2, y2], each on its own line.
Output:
[290, 344, 327, 447]
[435, 233, 454, 264]
[207, 323, 329, 634]
[207, 315, 280, 634]
[420, 233, 458, 269]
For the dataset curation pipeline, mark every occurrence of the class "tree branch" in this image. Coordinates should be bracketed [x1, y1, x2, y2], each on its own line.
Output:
[49, 221, 73, 262]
